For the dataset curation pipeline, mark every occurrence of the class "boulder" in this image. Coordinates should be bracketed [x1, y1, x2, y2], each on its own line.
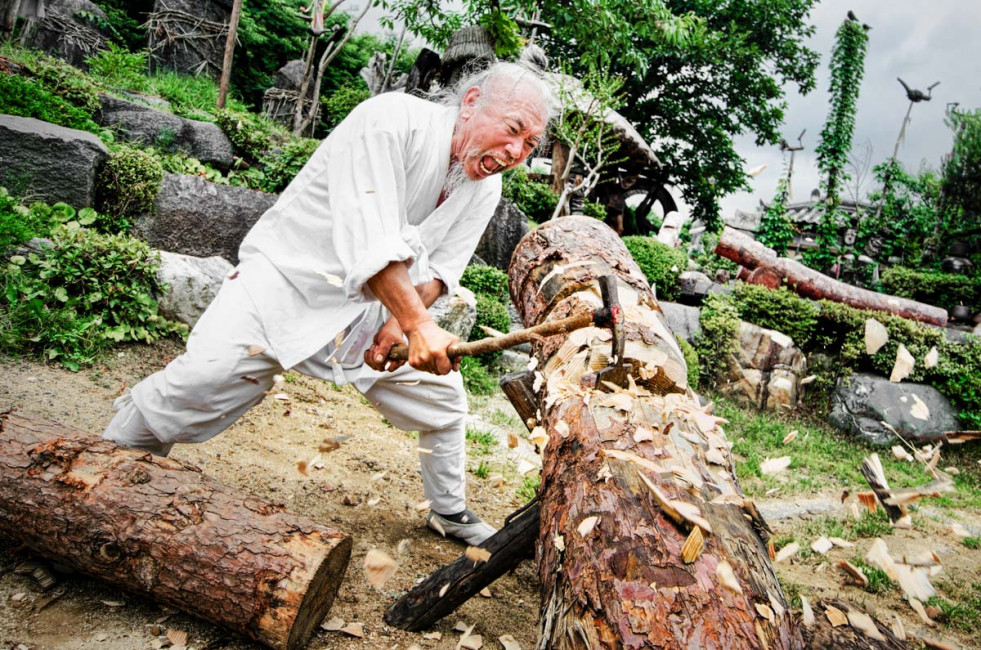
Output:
[273, 60, 308, 91]
[155, 250, 232, 327]
[829, 373, 961, 446]
[429, 286, 477, 341]
[148, 0, 231, 77]
[677, 270, 728, 305]
[0, 114, 107, 207]
[474, 199, 529, 271]
[658, 301, 701, 343]
[720, 321, 807, 411]
[96, 95, 234, 170]
[134, 173, 277, 264]
[24, 0, 109, 68]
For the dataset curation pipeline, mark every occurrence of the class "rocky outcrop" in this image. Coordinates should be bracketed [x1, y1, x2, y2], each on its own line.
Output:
[720, 321, 807, 411]
[155, 250, 233, 327]
[96, 95, 234, 169]
[134, 173, 277, 264]
[829, 373, 961, 446]
[429, 286, 477, 341]
[24, 0, 109, 68]
[658, 301, 701, 343]
[0, 114, 107, 207]
[474, 199, 529, 271]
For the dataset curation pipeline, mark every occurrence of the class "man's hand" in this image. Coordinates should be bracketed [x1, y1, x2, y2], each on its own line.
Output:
[364, 316, 407, 372]
[405, 319, 461, 375]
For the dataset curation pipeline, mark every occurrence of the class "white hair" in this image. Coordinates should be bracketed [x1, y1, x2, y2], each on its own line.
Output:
[442, 61, 559, 123]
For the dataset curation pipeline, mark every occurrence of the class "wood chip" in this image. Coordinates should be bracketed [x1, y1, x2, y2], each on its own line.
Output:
[801, 596, 814, 628]
[828, 537, 854, 548]
[901, 550, 941, 567]
[414, 499, 432, 512]
[922, 637, 955, 650]
[838, 560, 869, 588]
[498, 635, 522, 650]
[321, 617, 345, 631]
[554, 421, 570, 438]
[760, 456, 791, 476]
[890, 613, 906, 640]
[633, 426, 654, 443]
[459, 635, 483, 650]
[950, 522, 971, 538]
[890, 343, 915, 382]
[909, 597, 934, 625]
[847, 609, 884, 641]
[716, 560, 742, 594]
[423, 631, 442, 640]
[892, 445, 914, 462]
[553, 534, 565, 552]
[247, 344, 265, 356]
[363, 549, 398, 589]
[866, 538, 899, 581]
[910, 394, 930, 420]
[465, 546, 492, 563]
[577, 516, 599, 537]
[811, 536, 833, 555]
[924, 346, 939, 369]
[825, 605, 848, 627]
[339, 622, 364, 638]
[296, 460, 308, 476]
[417, 446, 433, 455]
[755, 603, 774, 624]
[101, 600, 125, 607]
[166, 630, 187, 648]
[370, 471, 387, 482]
[453, 621, 470, 633]
[865, 318, 889, 354]
[479, 587, 492, 598]
[681, 527, 704, 564]
[508, 432, 518, 448]
[857, 492, 878, 513]
[782, 430, 798, 444]
[775, 542, 799, 563]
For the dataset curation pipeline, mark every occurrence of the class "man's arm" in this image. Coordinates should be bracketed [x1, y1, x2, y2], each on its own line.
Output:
[365, 261, 459, 375]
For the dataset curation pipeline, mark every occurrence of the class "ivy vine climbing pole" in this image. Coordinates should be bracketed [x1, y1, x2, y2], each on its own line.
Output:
[807, 14, 869, 270]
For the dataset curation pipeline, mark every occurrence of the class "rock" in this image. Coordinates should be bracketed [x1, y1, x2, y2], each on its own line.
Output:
[429, 287, 477, 340]
[134, 173, 277, 264]
[474, 199, 529, 271]
[148, 0, 232, 77]
[658, 301, 701, 343]
[677, 270, 727, 305]
[155, 251, 233, 327]
[720, 321, 807, 411]
[0, 114, 107, 208]
[828, 373, 960, 446]
[96, 95, 234, 170]
[24, 0, 109, 68]
[273, 60, 308, 91]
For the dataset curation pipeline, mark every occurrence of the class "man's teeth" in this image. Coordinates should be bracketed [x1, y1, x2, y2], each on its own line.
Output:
[479, 157, 508, 175]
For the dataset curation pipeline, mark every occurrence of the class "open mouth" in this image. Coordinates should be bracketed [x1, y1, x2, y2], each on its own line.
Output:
[478, 155, 507, 175]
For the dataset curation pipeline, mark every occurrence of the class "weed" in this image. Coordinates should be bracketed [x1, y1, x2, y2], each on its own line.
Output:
[964, 537, 981, 550]
[465, 427, 496, 455]
[927, 582, 981, 632]
[850, 510, 892, 538]
[473, 461, 491, 479]
[516, 473, 540, 502]
[850, 558, 894, 594]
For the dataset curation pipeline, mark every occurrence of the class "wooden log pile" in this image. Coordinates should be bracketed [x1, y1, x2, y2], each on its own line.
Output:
[0, 411, 351, 650]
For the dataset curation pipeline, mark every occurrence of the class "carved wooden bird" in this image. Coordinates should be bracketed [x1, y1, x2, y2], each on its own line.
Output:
[898, 78, 940, 102]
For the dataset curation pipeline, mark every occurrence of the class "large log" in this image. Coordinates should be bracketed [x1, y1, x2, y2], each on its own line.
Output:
[715, 227, 948, 326]
[509, 217, 802, 649]
[0, 411, 352, 650]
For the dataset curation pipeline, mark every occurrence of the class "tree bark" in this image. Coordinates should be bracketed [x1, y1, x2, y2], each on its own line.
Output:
[715, 227, 948, 327]
[0, 411, 352, 650]
[509, 216, 803, 649]
[216, 0, 242, 110]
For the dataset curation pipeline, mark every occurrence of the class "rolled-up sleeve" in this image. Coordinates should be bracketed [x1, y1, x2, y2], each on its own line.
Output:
[326, 104, 419, 302]
[428, 179, 503, 297]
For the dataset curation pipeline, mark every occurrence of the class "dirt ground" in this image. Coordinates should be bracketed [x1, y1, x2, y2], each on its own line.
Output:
[1, 341, 979, 650]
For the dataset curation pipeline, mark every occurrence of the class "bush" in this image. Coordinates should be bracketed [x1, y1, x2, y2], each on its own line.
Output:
[322, 84, 371, 131]
[97, 147, 163, 220]
[0, 223, 185, 370]
[502, 165, 558, 222]
[582, 199, 607, 219]
[0, 73, 99, 133]
[0, 189, 56, 256]
[19, 52, 101, 115]
[86, 43, 148, 92]
[880, 266, 981, 313]
[262, 138, 320, 193]
[731, 283, 820, 348]
[694, 292, 740, 387]
[461, 265, 509, 304]
[622, 235, 688, 301]
[215, 109, 280, 162]
[675, 333, 700, 389]
[460, 356, 497, 395]
[471, 292, 511, 364]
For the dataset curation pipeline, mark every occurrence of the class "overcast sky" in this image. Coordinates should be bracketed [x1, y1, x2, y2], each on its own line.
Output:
[722, 0, 981, 219]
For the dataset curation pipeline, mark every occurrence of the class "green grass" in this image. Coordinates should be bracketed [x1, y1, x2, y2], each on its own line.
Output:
[928, 582, 981, 632]
[488, 408, 522, 429]
[964, 537, 981, 550]
[516, 474, 540, 502]
[850, 557, 894, 595]
[473, 460, 491, 479]
[465, 426, 497, 455]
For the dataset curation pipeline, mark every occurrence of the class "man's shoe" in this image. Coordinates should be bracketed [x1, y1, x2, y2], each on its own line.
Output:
[427, 509, 497, 546]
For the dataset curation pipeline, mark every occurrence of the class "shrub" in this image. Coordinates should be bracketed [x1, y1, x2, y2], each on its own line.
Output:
[880, 266, 981, 313]
[0, 223, 185, 370]
[502, 165, 558, 222]
[215, 109, 280, 162]
[322, 84, 371, 131]
[0, 73, 99, 132]
[675, 333, 700, 389]
[582, 199, 607, 219]
[622, 235, 688, 301]
[460, 356, 497, 395]
[0, 189, 55, 256]
[694, 292, 740, 387]
[471, 292, 511, 364]
[86, 43, 148, 92]
[19, 52, 101, 115]
[731, 283, 820, 348]
[461, 265, 509, 304]
[98, 147, 163, 220]
[262, 138, 320, 193]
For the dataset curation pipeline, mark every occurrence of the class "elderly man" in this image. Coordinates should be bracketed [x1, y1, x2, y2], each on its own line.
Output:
[104, 62, 554, 546]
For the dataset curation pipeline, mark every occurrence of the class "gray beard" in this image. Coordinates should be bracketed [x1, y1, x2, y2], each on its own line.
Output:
[443, 153, 479, 197]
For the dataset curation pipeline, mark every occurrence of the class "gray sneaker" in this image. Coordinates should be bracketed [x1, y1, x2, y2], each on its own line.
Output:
[427, 509, 497, 546]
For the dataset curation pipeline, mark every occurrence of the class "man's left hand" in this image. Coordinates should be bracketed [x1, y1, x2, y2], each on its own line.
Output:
[364, 317, 407, 372]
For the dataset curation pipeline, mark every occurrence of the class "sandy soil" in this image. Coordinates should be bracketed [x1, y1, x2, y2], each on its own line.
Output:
[1, 341, 979, 649]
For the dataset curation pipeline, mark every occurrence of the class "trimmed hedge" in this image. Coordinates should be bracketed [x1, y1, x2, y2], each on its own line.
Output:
[880, 266, 981, 314]
[622, 235, 688, 301]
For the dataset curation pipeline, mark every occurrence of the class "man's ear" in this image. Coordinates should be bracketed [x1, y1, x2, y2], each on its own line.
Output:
[460, 86, 482, 118]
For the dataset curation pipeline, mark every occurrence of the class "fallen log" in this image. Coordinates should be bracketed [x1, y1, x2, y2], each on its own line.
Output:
[0, 411, 351, 650]
[509, 217, 803, 649]
[715, 227, 948, 327]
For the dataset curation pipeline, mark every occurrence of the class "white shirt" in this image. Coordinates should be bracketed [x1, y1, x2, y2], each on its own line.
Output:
[236, 93, 502, 370]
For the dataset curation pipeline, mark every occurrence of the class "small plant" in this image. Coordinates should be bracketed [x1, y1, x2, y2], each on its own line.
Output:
[622, 235, 688, 301]
[460, 356, 497, 395]
[86, 43, 148, 91]
[0, 188, 55, 256]
[215, 109, 280, 162]
[502, 165, 558, 222]
[964, 536, 981, 550]
[516, 473, 540, 502]
[731, 283, 819, 348]
[473, 460, 491, 479]
[694, 292, 740, 387]
[97, 147, 163, 220]
[850, 558, 894, 594]
[0, 73, 99, 133]
[471, 292, 511, 364]
[465, 426, 497, 455]
[849, 509, 892, 538]
[461, 265, 509, 304]
[581, 199, 607, 219]
[261, 138, 320, 193]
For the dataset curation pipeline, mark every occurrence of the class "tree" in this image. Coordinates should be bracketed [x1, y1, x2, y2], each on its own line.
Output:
[937, 106, 981, 258]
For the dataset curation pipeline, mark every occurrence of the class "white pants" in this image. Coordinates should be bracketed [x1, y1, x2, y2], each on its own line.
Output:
[104, 275, 470, 514]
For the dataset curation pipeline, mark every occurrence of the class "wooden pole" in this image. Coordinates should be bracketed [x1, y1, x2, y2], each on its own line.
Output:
[508, 216, 803, 649]
[217, 0, 243, 110]
[0, 411, 352, 650]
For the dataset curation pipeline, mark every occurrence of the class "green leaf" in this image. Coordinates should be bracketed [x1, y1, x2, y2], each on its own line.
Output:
[53, 286, 68, 302]
[78, 208, 97, 225]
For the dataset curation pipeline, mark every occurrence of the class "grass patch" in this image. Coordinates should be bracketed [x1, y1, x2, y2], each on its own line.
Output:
[928, 582, 981, 632]
[849, 509, 892, 538]
[850, 558, 894, 595]
[473, 460, 491, 479]
[465, 426, 497, 455]
[516, 474, 540, 502]
[964, 537, 981, 550]
[488, 408, 522, 430]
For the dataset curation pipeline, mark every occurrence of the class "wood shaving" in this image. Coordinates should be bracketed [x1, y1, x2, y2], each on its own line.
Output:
[465, 546, 492, 563]
[554, 421, 570, 438]
[529, 427, 549, 452]
[782, 430, 798, 444]
[247, 344, 265, 357]
[417, 446, 433, 455]
[632, 426, 654, 443]
[423, 631, 442, 640]
[866, 538, 899, 581]
[774, 542, 799, 563]
[924, 346, 939, 369]
[498, 635, 522, 650]
[828, 537, 854, 548]
[838, 560, 869, 588]
[865, 318, 889, 354]
[396, 539, 411, 554]
[801, 596, 814, 628]
[857, 492, 878, 513]
[811, 536, 833, 555]
[847, 610, 884, 641]
[296, 461, 308, 476]
[759, 456, 791, 476]
[430, 516, 446, 537]
[458, 634, 483, 650]
[363, 549, 398, 589]
[370, 471, 387, 482]
[825, 605, 848, 627]
[166, 630, 187, 648]
[755, 603, 774, 624]
[716, 560, 742, 594]
[339, 622, 364, 638]
[439, 583, 449, 597]
[705, 448, 727, 466]
[890, 343, 915, 382]
[316, 270, 344, 286]
[553, 534, 565, 552]
[479, 587, 492, 598]
[453, 621, 470, 632]
[415, 499, 432, 512]
[910, 394, 930, 420]
[636, 472, 712, 533]
[321, 617, 345, 631]
[577, 516, 599, 537]
[909, 597, 934, 626]
[892, 445, 914, 462]
[890, 613, 906, 640]
[681, 527, 704, 564]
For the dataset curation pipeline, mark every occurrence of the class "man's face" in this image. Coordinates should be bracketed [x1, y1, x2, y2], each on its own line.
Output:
[452, 80, 547, 181]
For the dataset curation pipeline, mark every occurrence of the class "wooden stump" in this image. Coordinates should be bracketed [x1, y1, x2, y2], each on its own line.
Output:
[509, 217, 803, 649]
[0, 411, 352, 650]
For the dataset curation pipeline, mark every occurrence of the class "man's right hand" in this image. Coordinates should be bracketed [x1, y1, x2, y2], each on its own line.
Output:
[405, 319, 460, 375]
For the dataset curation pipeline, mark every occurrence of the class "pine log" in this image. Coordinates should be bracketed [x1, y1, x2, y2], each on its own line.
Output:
[0, 411, 351, 650]
[715, 227, 948, 327]
[509, 217, 803, 649]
